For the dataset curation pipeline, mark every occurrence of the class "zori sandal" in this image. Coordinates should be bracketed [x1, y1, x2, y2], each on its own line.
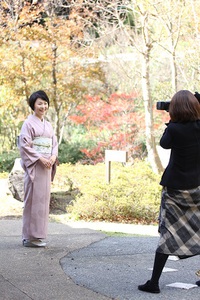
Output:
[23, 239, 47, 247]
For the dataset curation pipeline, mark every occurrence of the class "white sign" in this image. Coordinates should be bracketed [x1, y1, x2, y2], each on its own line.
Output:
[105, 150, 128, 183]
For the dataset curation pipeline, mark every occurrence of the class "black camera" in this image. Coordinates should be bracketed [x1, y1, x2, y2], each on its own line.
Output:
[156, 91, 200, 111]
[156, 101, 170, 111]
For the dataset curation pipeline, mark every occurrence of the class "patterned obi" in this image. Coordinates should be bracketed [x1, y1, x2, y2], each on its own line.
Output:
[32, 137, 52, 154]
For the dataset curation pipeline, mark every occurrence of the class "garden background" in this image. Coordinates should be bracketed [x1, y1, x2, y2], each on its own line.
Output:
[0, 0, 199, 224]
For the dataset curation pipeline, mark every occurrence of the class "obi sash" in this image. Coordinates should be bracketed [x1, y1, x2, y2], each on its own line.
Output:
[32, 137, 52, 154]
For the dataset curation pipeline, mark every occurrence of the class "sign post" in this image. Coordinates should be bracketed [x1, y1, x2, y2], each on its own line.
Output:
[105, 150, 128, 183]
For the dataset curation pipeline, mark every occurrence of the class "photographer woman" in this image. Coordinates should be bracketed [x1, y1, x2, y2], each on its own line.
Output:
[138, 90, 200, 293]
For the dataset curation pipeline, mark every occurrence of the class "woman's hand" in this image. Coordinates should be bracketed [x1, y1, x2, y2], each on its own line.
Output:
[39, 157, 52, 169]
[49, 155, 57, 166]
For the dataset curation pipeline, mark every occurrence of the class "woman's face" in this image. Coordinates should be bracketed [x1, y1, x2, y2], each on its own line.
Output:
[34, 98, 48, 120]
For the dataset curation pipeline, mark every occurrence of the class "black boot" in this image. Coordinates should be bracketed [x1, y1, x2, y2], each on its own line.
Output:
[196, 280, 200, 286]
[138, 280, 160, 293]
[138, 251, 168, 294]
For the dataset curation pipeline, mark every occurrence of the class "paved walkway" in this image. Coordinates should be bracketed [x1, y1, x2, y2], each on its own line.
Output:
[1, 178, 200, 299]
[0, 219, 200, 300]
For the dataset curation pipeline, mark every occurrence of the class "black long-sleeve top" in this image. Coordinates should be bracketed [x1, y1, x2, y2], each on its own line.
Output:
[160, 120, 200, 189]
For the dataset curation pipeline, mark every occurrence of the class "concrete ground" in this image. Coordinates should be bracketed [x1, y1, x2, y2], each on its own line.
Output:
[0, 219, 200, 300]
[1, 177, 200, 300]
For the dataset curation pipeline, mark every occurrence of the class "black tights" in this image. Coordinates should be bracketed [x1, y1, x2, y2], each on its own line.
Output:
[150, 251, 169, 285]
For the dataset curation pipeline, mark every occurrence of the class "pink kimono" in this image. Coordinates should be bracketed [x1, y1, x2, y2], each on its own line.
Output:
[19, 114, 58, 240]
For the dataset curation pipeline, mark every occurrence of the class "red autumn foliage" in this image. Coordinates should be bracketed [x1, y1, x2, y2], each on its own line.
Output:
[69, 92, 147, 163]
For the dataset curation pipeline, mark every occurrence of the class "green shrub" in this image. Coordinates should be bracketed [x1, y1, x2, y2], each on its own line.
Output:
[56, 160, 162, 224]
[58, 140, 85, 164]
[58, 137, 97, 164]
[58, 124, 97, 164]
[0, 150, 19, 173]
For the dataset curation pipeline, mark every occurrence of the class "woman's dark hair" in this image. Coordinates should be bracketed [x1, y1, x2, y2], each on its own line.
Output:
[169, 90, 200, 122]
[28, 90, 49, 111]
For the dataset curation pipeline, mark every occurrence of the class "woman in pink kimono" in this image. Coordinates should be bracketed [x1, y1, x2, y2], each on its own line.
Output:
[19, 90, 58, 247]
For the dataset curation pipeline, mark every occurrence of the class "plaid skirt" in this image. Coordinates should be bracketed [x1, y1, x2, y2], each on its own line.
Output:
[157, 186, 200, 258]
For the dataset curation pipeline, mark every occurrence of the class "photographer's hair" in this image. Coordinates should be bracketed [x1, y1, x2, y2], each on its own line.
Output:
[169, 90, 200, 122]
[28, 90, 49, 111]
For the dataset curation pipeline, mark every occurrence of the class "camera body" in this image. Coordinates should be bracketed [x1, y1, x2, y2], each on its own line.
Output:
[156, 92, 200, 111]
[156, 101, 170, 111]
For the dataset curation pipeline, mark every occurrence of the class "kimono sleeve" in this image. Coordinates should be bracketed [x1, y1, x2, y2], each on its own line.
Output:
[51, 130, 58, 182]
[51, 132, 58, 157]
[19, 121, 41, 180]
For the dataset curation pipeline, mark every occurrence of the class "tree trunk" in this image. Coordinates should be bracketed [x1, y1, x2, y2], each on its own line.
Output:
[141, 51, 163, 174]
[170, 49, 178, 92]
[51, 42, 61, 141]
[140, 11, 163, 174]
